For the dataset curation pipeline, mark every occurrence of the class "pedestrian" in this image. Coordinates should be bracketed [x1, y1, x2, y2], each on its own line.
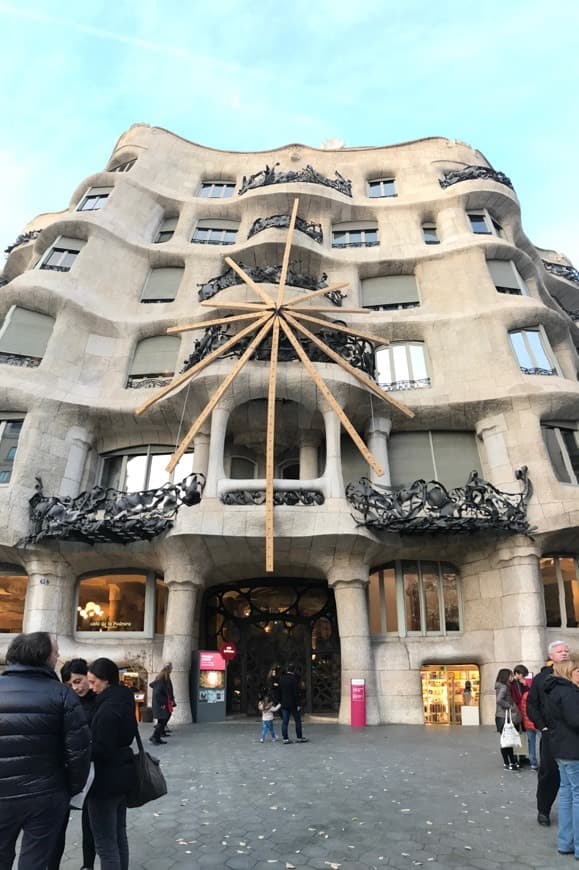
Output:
[149, 666, 171, 745]
[48, 658, 97, 870]
[462, 680, 473, 706]
[87, 657, 138, 870]
[495, 668, 521, 770]
[258, 695, 281, 742]
[544, 657, 579, 858]
[527, 640, 570, 826]
[164, 661, 176, 735]
[0, 632, 91, 870]
[520, 684, 539, 771]
[279, 663, 309, 744]
[511, 664, 531, 766]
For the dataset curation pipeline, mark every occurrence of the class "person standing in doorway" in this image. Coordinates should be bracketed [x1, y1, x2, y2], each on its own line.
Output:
[280, 663, 309, 744]
[0, 632, 91, 870]
[527, 640, 571, 826]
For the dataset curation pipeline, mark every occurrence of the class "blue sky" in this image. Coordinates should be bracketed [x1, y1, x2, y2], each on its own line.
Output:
[1, 0, 578, 262]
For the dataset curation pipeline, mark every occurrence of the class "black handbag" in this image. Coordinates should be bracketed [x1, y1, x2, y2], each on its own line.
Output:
[126, 729, 168, 808]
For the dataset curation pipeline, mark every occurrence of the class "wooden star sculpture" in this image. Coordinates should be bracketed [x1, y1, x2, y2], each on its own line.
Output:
[136, 199, 414, 571]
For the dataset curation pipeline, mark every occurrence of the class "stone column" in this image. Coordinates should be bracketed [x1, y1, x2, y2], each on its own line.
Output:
[59, 426, 93, 499]
[204, 407, 230, 497]
[22, 553, 75, 638]
[323, 409, 344, 497]
[161, 573, 202, 725]
[299, 431, 320, 480]
[192, 430, 210, 477]
[328, 563, 379, 725]
[365, 415, 392, 485]
[436, 204, 469, 243]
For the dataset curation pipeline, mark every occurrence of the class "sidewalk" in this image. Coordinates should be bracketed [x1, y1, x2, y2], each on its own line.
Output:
[59, 721, 561, 869]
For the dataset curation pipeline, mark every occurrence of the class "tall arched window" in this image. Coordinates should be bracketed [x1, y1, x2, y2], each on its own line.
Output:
[541, 556, 579, 628]
[76, 571, 166, 635]
[100, 445, 194, 491]
[375, 342, 430, 390]
[368, 561, 461, 636]
[0, 569, 28, 633]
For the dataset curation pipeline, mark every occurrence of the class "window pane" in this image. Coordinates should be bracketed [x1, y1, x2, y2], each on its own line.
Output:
[431, 432, 481, 489]
[364, 230, 378, 245]
[0, 573, 27, 633]
[510, 332, 533, 369]
[77, 573, 147, 632]
[392, 344, 410, 381]
[384, 567, 398, 632]
[101, 456, 123, 490]
[173, 452, 194, 482]
[375, 347, 392, 384]
[540, 557, 561, 627]
[442, 567, 460, 631]
[423, 225, 438, 244]
[155, 578, 168, 634]
[332, 232, 346, 247]
[0, 420, 22, 483]
[409, 344, 428, 380]
[368, 182, 381, 198]
[525, 330, 551, 370]
[349, 231, 362, 246]
[389, 432, 434, 487]
[368, 571, 382, 635]
[469, 214, 489, 234]
[561, 557, 579, 628]
[422, 564, 440, 632]
[543, 428, 572, 483]
[230, 457, 255, 479]
[125, 454, 147, 492]
[403, 562, 421, 631]
[561, 430, 579, 482]
[148, 453, 171, 490]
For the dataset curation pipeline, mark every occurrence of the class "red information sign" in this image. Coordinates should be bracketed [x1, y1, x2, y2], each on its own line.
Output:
[220, 642, 237, 662]
[350, 678, 366, 727]
[199, 651, 226, 671]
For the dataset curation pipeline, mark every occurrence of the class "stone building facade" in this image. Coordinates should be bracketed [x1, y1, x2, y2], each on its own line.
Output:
[0, 125, 578, 726]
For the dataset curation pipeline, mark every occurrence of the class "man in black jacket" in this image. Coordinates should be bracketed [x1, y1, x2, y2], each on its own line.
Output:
[0, 632, 91, 868]
[527, 639, 570, 826]
[279, 663, 309, 744]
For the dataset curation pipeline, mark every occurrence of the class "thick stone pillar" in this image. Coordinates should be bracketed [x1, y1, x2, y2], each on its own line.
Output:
[204, 407, 230, 497]
[299, 431, 320, 480]
[365, 415, 392, 485]
[22, 553, 75, 638]
[161, 575, 202, 724]
[192, 431, 210, 477]
[323, 409, 344, 497]
[59, 427, 93, 499]
[328, 564, 379, 725]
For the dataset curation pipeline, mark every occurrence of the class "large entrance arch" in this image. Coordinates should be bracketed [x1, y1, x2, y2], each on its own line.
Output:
[202, 580, 341, 716]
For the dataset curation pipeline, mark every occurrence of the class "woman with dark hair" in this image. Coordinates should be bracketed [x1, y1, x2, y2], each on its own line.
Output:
[87, 658, 137, 870]
[149, 666, 171, 745]
[495, 668, 521, 770]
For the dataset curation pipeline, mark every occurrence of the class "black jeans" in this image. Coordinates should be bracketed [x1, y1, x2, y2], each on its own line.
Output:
[537, 730, 560, 815]
[0, 789, 68, 870]
[87, 795, 128, 870]
[47, 803, 95, 870]
[153, 717, 169, 742]
[281, 708, 303, 740]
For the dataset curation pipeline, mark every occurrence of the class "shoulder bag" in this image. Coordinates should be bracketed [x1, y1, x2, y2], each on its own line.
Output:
[126, 729, 168, 808]
[500, 708, 522, 749]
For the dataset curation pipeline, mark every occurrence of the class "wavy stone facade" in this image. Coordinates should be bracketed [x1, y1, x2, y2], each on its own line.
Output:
[1, 124, 578, 725]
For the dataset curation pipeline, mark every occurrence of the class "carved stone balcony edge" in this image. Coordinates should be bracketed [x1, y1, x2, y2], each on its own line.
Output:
[4, 229, 42, 255]
[239, 162, 352, 197]
[221, 489, 325, 506]
[248, 214, 323, 244]
[181, 324, 375, 378]
[345, 467, 533, 536]
[542, 260, 579, 287]
[439, 165, 514, 191]
[198, 260, 345, 307]
[23, 473, 206, 546]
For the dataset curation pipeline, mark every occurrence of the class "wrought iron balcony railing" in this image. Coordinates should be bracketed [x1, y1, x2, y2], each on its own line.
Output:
[221, 489, 324, 506]
[4, 230, 41, 255]
[345, 467, 533, 535]
[248, 214, 323, 244]
[198, 260, 345, 307]
[519, 366, 555, 376]
[439, 165, 514, 191]
[239, 162, 352, 197]
[542, 260, 579, 286]
[0, 353, 41, 368]
[377, 378, 431, 391]
[24, 473, 205, 545]
[126, 375, 173, 390]
[39, 264, 70, 273]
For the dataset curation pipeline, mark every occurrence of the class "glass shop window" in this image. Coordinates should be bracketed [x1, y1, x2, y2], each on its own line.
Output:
[0, 571, 28, 633]
[76, 572, 166, 634]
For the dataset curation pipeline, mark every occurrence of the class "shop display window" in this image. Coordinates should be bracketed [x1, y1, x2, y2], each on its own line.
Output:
[76, 571, 165, 635]
[0, 571, 27, 633]
[421, 664, 480, 725]
[541, 555, 579, 628]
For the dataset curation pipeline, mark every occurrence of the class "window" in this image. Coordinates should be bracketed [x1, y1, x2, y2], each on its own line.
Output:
[0, 307, 55, 364]
[388, 431, 481, 489]
[541, 556, 579, 628]
[375, 342, 430, 390]
[361, 275, 419, 311]
[154, 217, 178, 243]
[39, 237, 84, 272]
[110, 159, 136, 173]
[199, 181, 235, 198]
[422, 223, 439, 245]
[0, 570, 28, 633]
[230, 456, 257, 479]
[77, 187, 112, 211]
[509, 328, 559, 376]
[468, 211, 504, 237]
[0, 419, 23, 483]
[101, 445, 194, 491]
[543, 424, 579, 484]
[488, 259, 528, 296]
[368, 178, 396, 198]
[140, 267, 183, 303]
[192, 220, 239, 246]
[127, 335, 180, 384]
[368, 561, 461, 636]
[332, 223, 378, 248]
[76, 572, 166, 635]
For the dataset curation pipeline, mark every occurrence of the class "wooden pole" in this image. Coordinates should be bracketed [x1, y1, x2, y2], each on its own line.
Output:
[200, 300, 271, 312]
[167, 312, 266, 334]
[276, 198, 299, 306]
[289, 310, 389, 346]
[265, 320, 281, 572]
[224, 257, 276, 307]
[283, 281, 350, 308]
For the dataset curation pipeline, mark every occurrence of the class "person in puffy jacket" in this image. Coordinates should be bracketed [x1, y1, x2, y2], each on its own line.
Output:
[87, 658, 137, 870]
[544, 659, 579, 859]
[0, 631, 91, 869]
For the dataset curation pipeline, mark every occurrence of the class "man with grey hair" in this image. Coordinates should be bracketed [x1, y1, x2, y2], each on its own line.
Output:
[527, 639, 570, 826]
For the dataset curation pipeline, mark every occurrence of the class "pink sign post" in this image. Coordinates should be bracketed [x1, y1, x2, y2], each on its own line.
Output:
[350, 678, 366, 727]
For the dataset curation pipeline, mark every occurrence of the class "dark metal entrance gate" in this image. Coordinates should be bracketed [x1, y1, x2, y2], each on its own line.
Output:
[202, 580, 340, 716]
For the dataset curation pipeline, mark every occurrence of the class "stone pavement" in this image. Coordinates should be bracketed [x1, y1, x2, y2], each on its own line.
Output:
[57, 720, 566, 870]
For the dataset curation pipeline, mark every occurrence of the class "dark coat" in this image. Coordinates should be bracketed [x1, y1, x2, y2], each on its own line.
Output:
[543, 675, 579, 760]
[526, 665, 554, 731]
[79, 689, 97, 725]
[0, 663, 91, 800]
[90, 684, 137, 798]
[149, 678, 169, 719]
[279, 672, 302, 710]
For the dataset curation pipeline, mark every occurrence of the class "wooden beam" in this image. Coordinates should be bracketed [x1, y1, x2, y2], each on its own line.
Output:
[135, 312, 271, 416]
[289, 310, 389, 346]
[278, 318, 385, 477]
[200, 300, 272, 312]
[224, 257, 276, 307]
[281, 304, 369, 314]
[265, 319, 281, 573]
[166, 312, 265, 334]
[276, 198, 299, 306]
[166, 317, 275, 473]
[283, 282, 350, 307]
[284, 312, 414, 418]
